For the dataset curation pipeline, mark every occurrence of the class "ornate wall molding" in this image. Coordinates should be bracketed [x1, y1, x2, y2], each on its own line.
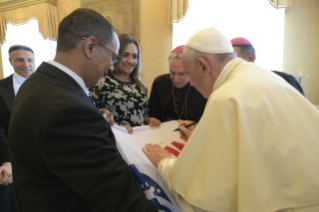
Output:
[0, 0, 57, 12]
[81, 0, 139, 41]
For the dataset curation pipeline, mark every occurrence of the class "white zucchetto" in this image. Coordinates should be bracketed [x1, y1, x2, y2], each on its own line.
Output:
[186, 27, 234, 54]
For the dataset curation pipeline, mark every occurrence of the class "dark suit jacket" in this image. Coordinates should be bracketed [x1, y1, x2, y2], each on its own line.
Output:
[0, 75, 15, 138]
[8, 62, 157, 212]
[0, 75, 20, 212]
[0, 129, 9, 163]
[272, 71, 305, 96]
[148, 74, 207, 122]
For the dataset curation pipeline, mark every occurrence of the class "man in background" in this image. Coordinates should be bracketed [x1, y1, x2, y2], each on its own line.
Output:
[143, 28, 319, 212]
[9, 8, 157, 212]
[148, 45, 207, 127]
[0, 45, 35, 212]
[231, 37, 305, 96]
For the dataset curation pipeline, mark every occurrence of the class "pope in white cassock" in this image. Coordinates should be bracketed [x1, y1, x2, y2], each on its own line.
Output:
[142, 27, 319, 212]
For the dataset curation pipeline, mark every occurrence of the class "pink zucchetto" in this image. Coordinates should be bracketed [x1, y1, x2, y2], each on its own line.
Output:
[231, 37, 252, 46]
[186, 28, 234, 54]
[171, 45, 185, 53]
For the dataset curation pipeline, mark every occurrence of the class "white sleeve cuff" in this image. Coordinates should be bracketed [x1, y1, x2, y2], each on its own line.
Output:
[158, 157, 176, 188]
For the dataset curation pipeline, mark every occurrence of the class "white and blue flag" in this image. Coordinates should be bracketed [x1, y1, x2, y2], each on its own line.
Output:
[112, 121, 185, 212]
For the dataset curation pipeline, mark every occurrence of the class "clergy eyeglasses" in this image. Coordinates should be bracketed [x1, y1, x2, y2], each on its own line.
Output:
[82, 37, 120, 66]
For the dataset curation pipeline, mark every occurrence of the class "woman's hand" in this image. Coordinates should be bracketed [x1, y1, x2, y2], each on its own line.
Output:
[99, 108, 115, 126]
[148, 117, 161, 129]
[122, 125, 133, 134]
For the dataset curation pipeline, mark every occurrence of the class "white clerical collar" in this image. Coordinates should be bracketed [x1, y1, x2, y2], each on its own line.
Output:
[47, 60, 90, 96]
[12, 72, 28, 96]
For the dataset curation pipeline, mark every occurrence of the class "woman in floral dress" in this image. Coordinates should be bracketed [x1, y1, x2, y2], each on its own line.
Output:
[90, 34, 151, 133]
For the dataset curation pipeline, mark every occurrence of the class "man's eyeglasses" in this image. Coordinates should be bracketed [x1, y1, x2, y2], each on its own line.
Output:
[82, 37, 120, 66]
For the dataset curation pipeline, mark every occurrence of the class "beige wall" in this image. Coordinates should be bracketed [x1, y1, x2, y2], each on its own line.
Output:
[57, 0, 81, 23]
[283, 0, 319, 104]
[139, 0, 172, 94]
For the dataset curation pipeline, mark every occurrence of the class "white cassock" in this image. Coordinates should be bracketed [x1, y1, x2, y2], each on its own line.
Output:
[158, 57, 319, 212]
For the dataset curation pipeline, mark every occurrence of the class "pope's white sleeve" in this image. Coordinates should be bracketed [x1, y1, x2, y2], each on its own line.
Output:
[158, 157, 175, 186]
[158, 158, 211, 212]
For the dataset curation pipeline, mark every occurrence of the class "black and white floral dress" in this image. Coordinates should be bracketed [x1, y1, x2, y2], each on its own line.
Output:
[90, 73, 148, 127]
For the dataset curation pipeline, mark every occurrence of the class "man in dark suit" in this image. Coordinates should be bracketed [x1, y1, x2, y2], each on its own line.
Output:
[0, 45, 35, 212]
[231, 37, 305, 96]
[8, 8, 157, 212]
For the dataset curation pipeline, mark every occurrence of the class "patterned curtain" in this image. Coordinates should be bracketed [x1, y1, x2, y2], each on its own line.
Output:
[0, 3, 59, 44]
[268, 0, 292, 9]
[169, 0, 189, 24]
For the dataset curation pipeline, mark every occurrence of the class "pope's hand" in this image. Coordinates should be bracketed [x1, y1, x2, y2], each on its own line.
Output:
[142, 144, 171, 167]
[177, 120, 197, 141]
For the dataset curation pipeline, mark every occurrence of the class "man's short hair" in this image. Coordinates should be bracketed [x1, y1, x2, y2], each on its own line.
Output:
[9, 45, 34, 59]
[183, 46, 236, 65]
[57, 8, 115, 52]
[232, 45, 256, 60]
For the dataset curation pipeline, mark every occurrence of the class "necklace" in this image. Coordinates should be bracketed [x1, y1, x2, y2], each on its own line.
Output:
[172, 83, 191, 119]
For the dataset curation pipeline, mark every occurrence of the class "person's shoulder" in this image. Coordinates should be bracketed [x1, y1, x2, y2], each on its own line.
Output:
[0, 75, 13, 86]
[40, 90, 99, 123]
[104, 73, 121, 85]
[156, 73, 170, 80]
[189, 86, 207, 101]
[153, 73, 170, 84]
[19, 71, 87, 109]
[272, 71, 292, 80]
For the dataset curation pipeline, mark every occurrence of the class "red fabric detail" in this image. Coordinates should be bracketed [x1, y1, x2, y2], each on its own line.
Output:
[163, 114, 174, 122]
[231, 37, 252, 45]
[171, 141, 185, 151]
[171, 45, 185, 53]
[164, 146, 180, 157]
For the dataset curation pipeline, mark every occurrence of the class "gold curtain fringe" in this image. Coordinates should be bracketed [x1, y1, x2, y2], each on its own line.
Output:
[268, 0, 292, 9]
[6, 17, 37, 26]
[169, 0, 189, 25]
[0, 3, 58, 44]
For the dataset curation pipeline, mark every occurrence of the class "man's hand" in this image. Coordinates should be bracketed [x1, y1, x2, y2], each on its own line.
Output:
[0, 162, 13, 185]
[99, 108, 114, 126]
[122, 125, 133, 134]
[177, 120, 197, 141]
[148, 117, 161, 129]
[142, 144, 171, 167]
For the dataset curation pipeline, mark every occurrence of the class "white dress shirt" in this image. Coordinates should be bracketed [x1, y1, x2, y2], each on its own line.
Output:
[12, 72, 27, 96]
